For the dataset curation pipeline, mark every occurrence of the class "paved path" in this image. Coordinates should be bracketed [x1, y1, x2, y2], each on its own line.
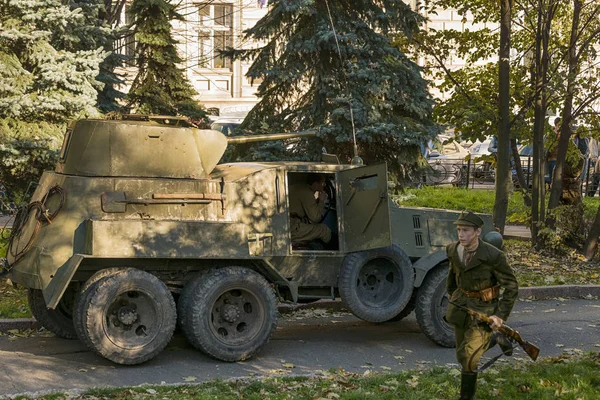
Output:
[504, 224, 531, 239]
[0, 299, 598, 397]
[0, 215, 12, 229]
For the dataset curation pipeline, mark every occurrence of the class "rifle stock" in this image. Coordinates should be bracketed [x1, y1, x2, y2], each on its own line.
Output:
[450, 301, 540, 361]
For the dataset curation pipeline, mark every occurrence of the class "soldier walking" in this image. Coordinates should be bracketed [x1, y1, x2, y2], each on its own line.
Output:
[445, 211, 519, 399]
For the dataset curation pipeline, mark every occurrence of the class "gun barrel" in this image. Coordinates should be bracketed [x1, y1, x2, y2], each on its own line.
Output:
[227, 129, 317, 144]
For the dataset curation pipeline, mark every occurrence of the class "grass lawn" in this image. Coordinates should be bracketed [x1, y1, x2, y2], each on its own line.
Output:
[394, 186, 600, 224]
[13, 352, 600, 399]
[0, 231, 31, 318]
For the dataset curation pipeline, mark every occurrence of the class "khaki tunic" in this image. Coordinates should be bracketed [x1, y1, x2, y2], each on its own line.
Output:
[445, 239, 518, 372]
[289, 184, 332, 243]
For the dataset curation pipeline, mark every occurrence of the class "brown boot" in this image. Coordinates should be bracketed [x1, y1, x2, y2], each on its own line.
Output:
[460, 372, 477, 400]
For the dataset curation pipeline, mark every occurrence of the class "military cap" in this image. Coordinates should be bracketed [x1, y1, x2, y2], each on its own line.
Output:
[453, 211, 484, 228]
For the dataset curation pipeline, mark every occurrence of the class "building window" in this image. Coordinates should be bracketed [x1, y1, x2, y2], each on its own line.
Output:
[198, 3, 234, 70]
[115, 4, 136, 66]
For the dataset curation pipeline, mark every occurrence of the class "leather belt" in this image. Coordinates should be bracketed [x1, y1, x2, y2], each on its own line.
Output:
[460, 285, 500, 301]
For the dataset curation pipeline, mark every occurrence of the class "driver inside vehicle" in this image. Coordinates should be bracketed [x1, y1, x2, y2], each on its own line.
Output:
[289, 173, 332, 248]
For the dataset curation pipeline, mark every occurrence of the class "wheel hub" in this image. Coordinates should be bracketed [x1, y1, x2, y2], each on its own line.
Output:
[117, 306, 138, 325]
[221, 304, 241, 323]
[366, 273, 378, 286]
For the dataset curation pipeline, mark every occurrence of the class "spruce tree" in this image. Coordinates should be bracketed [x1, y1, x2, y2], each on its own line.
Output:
[230, 0, 437, 177]
[126, 0, 205, 118]
[62, 0, 126, 113]
[0, 0, 104, 130]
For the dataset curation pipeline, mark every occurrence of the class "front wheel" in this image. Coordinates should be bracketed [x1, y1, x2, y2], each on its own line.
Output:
[415, 263, 455, 347]
[386, 291, 417, 322]
[179, 267, 278, 362]
[338, 246, 415, 323]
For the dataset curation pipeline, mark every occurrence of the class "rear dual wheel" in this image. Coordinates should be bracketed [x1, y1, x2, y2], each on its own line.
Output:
[75, 269, 176, 365]
[179, 267, 278, 362]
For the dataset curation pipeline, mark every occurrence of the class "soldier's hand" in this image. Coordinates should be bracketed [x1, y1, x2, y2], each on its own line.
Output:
[318, 190, 328, 203]
[489, 315, 503, 330]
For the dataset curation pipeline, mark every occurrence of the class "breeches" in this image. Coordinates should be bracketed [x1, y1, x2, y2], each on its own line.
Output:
[291, 220, 332, 243]
[455, 322, 493, 372]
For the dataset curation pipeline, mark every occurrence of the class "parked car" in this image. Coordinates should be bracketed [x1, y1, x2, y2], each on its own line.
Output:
[210, 119, 242, 136]
[425, 137, 470, 185]
[513, 145, 550, 187]
[469, 136, 497, 160]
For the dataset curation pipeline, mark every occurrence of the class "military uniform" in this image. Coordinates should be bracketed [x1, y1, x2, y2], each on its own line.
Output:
[446, 211, 518, 400]
[446, 239, 518, 371]
[289, 184, 332, 243]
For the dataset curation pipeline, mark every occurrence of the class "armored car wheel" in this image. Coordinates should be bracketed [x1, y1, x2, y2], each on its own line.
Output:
[180, 267, 278, 362]
[415, 263, 455, 348]
[73, 268, 133, 347]
[79, 269, 177, 365]
[28, 284, 78, 339]
[339, 245, 414, 323]
[177, 268, 214, 331]
[386, 291, 417, 322]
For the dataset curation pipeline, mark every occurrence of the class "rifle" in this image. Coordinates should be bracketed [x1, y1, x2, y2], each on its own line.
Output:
[450, 301, 540, 361]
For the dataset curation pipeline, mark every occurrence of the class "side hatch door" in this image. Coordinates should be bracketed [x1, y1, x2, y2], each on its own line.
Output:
[337, 164, 391, 252]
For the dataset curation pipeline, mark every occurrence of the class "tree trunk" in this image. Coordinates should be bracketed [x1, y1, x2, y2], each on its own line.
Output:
[511, 138, 532, 206]
[530, 3, 544, 247]
[584, 205, 600, 260]
[494, 0, 513, 233]
[547, 0, 582, 214]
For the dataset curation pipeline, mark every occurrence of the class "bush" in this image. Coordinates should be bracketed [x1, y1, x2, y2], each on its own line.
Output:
[0, 138, 60, 201]
[0, 119, 65, 142]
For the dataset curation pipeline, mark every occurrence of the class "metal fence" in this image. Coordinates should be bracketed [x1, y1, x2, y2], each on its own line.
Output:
[417, 157, 599, 197]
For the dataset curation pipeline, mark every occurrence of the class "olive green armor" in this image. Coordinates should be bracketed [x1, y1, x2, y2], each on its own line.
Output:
[445, 239, 518, 372]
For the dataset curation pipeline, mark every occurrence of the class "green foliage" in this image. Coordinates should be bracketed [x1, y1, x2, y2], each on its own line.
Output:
[0, 0, 105, 123]
[126, 0, 205, 119]
[0, 138, 59, 197]
[62, 1, 126, 113]
[229, 0, 437, 179]
[410, 1, 600, 145]
[0, 119, 65, 142]
[1, 234, 32, 318]
[539, 205, 583, 255]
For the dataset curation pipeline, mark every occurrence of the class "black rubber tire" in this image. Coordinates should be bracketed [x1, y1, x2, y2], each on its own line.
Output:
[177, 268, 214, 331]
[80, 269, 177, 365]
[180, 267, 278, 362]
[28, 285, 78, 339]
[73, 268, 132, 346]
[338, 245, 415, 323]
[415, 263, 455, 348]
[386, 291, 417, 322]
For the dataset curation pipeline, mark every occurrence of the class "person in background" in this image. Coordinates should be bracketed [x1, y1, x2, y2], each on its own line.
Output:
[587, 138, 599, 197]
[546, 118, 561, 182]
